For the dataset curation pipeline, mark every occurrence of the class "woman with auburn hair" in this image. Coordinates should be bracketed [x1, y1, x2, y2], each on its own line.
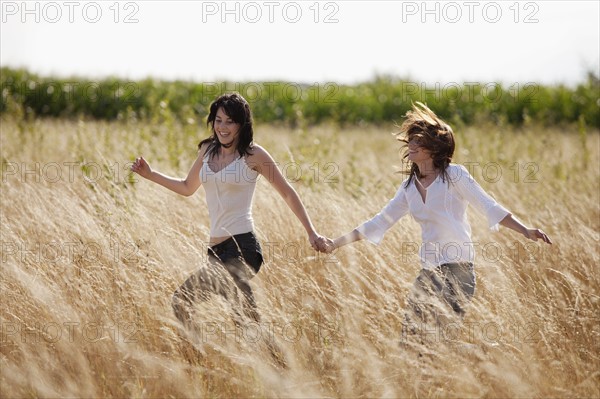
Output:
[131, 92, 328, 340]
[323, 102, 552, 324]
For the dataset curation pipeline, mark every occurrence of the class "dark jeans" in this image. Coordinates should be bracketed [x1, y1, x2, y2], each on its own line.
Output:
[406, 262, 476, 326]
[172, 232, 264, 325]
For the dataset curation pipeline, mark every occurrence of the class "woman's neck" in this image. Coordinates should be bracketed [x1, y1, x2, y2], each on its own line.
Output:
[416, 160, 437, 178]
[220, 146, 237, 157]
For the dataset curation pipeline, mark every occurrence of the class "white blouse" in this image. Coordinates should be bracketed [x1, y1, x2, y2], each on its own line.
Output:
[356, 164, 510, 269]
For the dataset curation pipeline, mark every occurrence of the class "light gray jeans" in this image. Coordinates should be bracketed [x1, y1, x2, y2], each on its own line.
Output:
[406, 262, 476, 325]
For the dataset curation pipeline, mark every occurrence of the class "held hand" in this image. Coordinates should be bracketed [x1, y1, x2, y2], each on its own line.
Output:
[321, 236, 335, 253]
[309, 233, 332, 253]
[524, 228, 552, 244]
[131, 157, 152, 179]
[315, 236, 337, 254]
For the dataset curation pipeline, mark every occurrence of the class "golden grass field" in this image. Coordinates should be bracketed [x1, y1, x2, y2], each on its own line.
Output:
[1, 115, 599, 398]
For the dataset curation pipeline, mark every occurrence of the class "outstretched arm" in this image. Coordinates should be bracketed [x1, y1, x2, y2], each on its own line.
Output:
[325, 183, 410, 253]
[325, 229, 363, 253]
[500, 214, 552, 244]
[131, 146, 205, 197]
[452, 165, 551, 245]
[249, 145, 327, 251]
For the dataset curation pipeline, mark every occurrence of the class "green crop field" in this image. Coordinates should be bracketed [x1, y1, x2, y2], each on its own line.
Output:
[2, 67, 599, 128]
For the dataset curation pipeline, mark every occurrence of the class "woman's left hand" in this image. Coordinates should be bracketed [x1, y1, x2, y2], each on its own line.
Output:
[309, 233, 332, 252]
[525, 228, 552, 244]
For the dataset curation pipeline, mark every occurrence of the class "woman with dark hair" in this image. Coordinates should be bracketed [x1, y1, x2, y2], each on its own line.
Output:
[131, 92, 328, 331]
[323, 102, 552, 324]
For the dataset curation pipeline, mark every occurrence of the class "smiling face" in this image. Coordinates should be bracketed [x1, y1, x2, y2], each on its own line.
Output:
[203, 92, 255, 158]
[213, 107, 241, 149]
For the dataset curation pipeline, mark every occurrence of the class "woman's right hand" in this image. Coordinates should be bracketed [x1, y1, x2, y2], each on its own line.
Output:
[131, 157, 152, 179]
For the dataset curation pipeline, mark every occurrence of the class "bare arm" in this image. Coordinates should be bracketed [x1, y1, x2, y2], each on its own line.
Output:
[249, 145, 326, 250]
[327, 229, 363, 252]
[131, 146, 205, 197]
[500, 214, 552, 244]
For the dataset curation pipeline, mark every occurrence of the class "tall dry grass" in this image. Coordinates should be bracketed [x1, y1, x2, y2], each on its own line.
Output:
[1, 116, 599, 398]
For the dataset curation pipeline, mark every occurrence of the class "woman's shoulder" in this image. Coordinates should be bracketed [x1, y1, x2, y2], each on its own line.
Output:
[446, 163, 471, 179]
[397, 175, 412, 193]
[444, 163, 479, 188]
[447, 163, 468, 173]
[245, 143, 272, 161]
[198, 141, 211, 160]
[248, 142, 266, 154]
[242, 143, 272, 174]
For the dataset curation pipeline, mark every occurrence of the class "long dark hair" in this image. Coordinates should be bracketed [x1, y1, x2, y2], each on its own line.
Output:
[198, 92, 255, 159]
[395, 102, 455, 187]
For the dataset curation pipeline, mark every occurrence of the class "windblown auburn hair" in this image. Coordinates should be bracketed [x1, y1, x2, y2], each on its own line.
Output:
[395, 102, 456, 187]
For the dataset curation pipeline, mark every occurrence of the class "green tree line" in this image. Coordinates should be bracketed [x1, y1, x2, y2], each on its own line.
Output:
[1, 67, 598, 127]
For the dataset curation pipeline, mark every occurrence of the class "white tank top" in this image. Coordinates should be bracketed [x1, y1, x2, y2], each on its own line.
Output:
[200, 153, 259, 237]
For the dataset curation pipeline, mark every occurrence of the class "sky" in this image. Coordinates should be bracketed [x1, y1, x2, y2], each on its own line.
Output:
[1, 0, 599, 86]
